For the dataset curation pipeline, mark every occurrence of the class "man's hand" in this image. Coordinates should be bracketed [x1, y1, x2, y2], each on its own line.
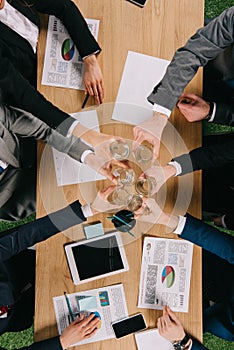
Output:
[135, 198, 164, 224]
[177, 93, 210, 122]
[142, 165, 176, 195]
[133, 112, 168, 161]
[135, 198, 179, 229]
[157, 306, 187, 343]
[213, 216, 224, 228]
[60, 313, 100, 349]
[83, 54, 104, 104]
[72, 124, 124, 161]
[84, 153, 128, 184]
[91, 185, 126, 214]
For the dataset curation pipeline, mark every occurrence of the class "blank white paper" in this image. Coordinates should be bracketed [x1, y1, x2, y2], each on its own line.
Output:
[112, 51, 170, 125]
[52, 110, 105, 186]
[135, 329, 174, 350]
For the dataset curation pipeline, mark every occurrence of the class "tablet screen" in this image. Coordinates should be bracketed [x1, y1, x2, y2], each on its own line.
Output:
[71, 235, 124, 280]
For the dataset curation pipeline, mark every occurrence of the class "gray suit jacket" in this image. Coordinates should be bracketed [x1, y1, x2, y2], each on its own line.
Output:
[148, 6, 234, 111]
[0, 104, 92, 220]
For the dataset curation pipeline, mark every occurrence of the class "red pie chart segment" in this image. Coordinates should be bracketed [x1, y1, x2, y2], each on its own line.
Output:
[161, 265, 175, 288]
[61, 38, 75, 61]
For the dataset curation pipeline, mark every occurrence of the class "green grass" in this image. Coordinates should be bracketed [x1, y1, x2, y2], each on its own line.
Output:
[203, 119, 234, 136]
[0, 329, 33, 350]
[205, 0, 234, 18]
[204, 334, 234, 350]
[0, 213, 35, 232]
[0, 1, 234, 349]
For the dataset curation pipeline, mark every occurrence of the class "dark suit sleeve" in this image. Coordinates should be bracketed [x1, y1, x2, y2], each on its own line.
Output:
[190, 339, 208, 350]
[173, 134, 234, 174]
[180, 214, 234, 264]
[0, 48, 75, 134]
[212, 102, 234, 126]
[223, 213, 234, 230]
[0, 201, 86, 263]
[33, 0, 101, 58]
[0, 336, 62, 350]
[147, 7, 234, 111]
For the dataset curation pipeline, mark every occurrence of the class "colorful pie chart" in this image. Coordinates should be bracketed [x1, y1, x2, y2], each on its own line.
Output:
[93, 311, 102, 329]
[61, 38, 75, 61]
[161, 265, 175, 288]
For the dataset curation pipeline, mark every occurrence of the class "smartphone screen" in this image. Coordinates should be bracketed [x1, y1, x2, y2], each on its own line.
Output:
[129, 0, 147, 7]
[112, 314, 146, 338]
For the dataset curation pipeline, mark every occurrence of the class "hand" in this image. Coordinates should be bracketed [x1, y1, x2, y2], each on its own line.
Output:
[157, 306, 186, 343]
[213, 216, 224, 228]
[83, 54, 104, 104]
[72, 124, 124, 160]
[177, 93, 210, 122]
[91, 185, 126, 214]
[84, 153, 128, 184]
[135, 198, 179, 229]
[135, 198, 164, 224]
[142, 165, 176, 195]
[60, 313, 100, 349]
[133, 112, 168, 161]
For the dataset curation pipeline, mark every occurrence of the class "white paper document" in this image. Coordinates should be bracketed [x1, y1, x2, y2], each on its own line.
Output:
[138, 237, 193, 312]
[135, 328, 174, 350]
[52, 110, 105, 186]
[112, 51, 170, 125]
[42, 16, 99, 90]
[53, 284, 128, 346]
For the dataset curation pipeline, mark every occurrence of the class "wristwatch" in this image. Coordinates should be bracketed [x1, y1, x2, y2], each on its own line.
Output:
[172, 333, 191, 350]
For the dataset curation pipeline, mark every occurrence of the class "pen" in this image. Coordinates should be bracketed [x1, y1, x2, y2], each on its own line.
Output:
[126, 229, 135, 237]
[113, 214, 132, 228]
[64, 292, 74, 322]
[81, 93, 89, 109]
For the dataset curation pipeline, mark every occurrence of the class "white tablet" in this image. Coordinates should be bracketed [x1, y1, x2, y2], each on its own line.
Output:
[65, 232, 129, 285]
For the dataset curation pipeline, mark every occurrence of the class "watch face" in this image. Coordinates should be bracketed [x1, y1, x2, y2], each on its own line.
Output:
[173, 343, 184, 350]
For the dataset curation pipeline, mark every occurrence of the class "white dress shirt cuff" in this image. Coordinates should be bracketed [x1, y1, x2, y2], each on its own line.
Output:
[67, 120, 80, 137]
[173, 215, 187, 235]
[81, 204, 94, 218]
[153, 103, 171, 118]
[187, 339, 193, 350]
[83, 50, 100, 60]
[208, 102, 216, 122]
[168, 161, 182, 176]
[81, 150, 95, 163]
[221, 215, 227, 229]
[0, 160, 8, 170]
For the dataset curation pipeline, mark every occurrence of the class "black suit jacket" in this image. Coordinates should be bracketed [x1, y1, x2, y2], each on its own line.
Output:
[0, 0, 101, 133]
[0, 200, 86, 349]
[173, 132, 234, 175]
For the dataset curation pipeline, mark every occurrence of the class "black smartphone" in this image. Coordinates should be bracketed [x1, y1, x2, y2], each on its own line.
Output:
[128, 0, 147, 7]
[112, 313, 147, 338]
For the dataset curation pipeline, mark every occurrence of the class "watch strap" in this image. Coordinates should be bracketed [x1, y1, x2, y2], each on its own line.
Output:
[173, 333, 191, 350]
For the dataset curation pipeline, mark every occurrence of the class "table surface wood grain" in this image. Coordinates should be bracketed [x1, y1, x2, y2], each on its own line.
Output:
[35, 1, 204, 348]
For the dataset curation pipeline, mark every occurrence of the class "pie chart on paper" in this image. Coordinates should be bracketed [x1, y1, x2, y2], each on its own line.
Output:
[161, 266, 175, 288]
[61, 38, 75, 61]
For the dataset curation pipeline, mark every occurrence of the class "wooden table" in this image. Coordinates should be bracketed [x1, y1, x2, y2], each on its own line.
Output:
[35, 0, 204, 348]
